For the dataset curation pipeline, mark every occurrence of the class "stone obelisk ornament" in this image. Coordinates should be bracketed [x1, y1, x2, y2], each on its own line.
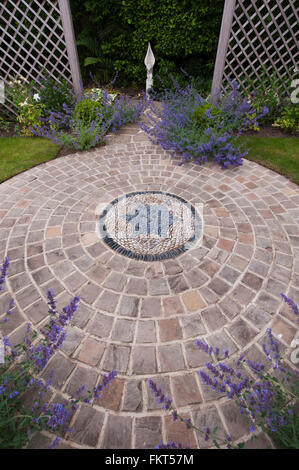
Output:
[144, 42, 155, 98]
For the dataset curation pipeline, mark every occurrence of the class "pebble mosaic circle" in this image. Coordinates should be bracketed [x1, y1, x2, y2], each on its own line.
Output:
[98, 191, 203, 261]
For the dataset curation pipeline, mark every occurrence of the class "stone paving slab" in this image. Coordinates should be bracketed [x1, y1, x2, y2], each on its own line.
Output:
[0, 122, 298, 449]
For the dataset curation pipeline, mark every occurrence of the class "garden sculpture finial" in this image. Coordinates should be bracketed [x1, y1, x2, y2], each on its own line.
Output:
[144, 42, 155, 98]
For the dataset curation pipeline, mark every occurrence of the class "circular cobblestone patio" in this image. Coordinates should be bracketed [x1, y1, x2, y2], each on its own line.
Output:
[0, 123, 298, 449]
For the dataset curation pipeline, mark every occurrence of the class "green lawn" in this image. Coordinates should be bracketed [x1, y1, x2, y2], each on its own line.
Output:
[241, 136, 299, 185]
[0, 137, 60, 183]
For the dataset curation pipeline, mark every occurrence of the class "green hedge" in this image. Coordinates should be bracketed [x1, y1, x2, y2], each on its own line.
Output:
[70, 0, 224, 87]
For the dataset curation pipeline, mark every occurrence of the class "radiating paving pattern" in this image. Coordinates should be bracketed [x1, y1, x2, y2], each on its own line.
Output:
[0, 123, 298, 449]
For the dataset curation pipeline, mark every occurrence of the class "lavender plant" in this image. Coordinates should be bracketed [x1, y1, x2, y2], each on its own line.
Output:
[0, 258, 117, 449]
[148, 374, 235, 449]
[140, 80, 268, 168]
[32, 90, 148, 151]
[149, 298, 298, 449]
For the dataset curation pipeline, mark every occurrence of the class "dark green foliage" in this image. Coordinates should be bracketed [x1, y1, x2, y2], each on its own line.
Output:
[269, 403, 299, 449]
[242, 71, 293, 126]
[39, 73, 75, 113]
[274, 104, 299, 134]
[70, 0, 224, 86]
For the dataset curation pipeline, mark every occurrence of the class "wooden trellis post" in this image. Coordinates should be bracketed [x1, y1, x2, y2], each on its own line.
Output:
[58, 0, 82, 100]
[211, 0, 236, 104]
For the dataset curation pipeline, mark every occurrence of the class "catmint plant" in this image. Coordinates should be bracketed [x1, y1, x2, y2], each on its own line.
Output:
[0, 257, 117, 449]
[140, 79, 268, 168]
[32, 88, 148, 151]
[148, 375, 235, 449]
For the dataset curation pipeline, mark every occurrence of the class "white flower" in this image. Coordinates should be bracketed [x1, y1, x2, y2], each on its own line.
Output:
[33, 93, 40, 102]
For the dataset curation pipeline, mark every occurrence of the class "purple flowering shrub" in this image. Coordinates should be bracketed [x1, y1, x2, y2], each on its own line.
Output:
[32, 89, 148, 151]
[149, 299, 298, 449]
[0, 258, 116, 449]
[140, 80, 268, 169]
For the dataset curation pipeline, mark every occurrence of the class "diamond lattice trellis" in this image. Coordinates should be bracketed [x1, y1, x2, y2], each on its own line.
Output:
[211, 0, 299, 100]
[0, 0, 82, 116]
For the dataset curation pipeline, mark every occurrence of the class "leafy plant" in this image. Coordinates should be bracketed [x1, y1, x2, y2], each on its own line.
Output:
[274, 104, 299, 134]
[7, 77, 35, 108]
[193, 102, 220, 127]
[0, 117, 10, 134]
[16, 103, 45, 137]
[75, 18, 126, 84]
[84, 87, 118, 103]
[244, 71, 289, 125]
[39, 72, 75, 113]
[73, 98, 104, 125]
[58, 119, 105, 151]
[7, 77, 44, 136]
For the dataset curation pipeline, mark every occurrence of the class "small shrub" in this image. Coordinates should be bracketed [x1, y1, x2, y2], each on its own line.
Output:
[245, 72, 287, 125]
[7, 77, 34, 107]
[274, 104, 299, 134]
[193, 102, 220, 128]
[0, 117, 10, 134]
[16, 103, 45, 137]
[7, 77, 44, 136]
[73, 98, 104, 125]
[39, 73, 75, 113]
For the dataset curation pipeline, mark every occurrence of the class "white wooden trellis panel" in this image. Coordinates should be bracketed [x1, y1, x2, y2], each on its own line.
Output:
[211, 0, 299, 102]
[0, 0, 82, 116]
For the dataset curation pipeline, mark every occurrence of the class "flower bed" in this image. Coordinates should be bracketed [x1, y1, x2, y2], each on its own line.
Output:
[2, 74, 147, 152]
[140, 81, 269, 169]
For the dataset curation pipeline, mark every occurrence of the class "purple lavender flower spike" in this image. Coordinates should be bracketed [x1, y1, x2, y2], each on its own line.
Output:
[155, 440, 189, 449]
[93, 370, 117, 399]
[204, 427, 210, 441]
[148, 378, 173, 411]
[185, 418, 192, 429]
[281, 293, 299, 321]
[0, 257, 9, 291]
[47, 288, 58, 315]
[48, 436, 61, 449]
